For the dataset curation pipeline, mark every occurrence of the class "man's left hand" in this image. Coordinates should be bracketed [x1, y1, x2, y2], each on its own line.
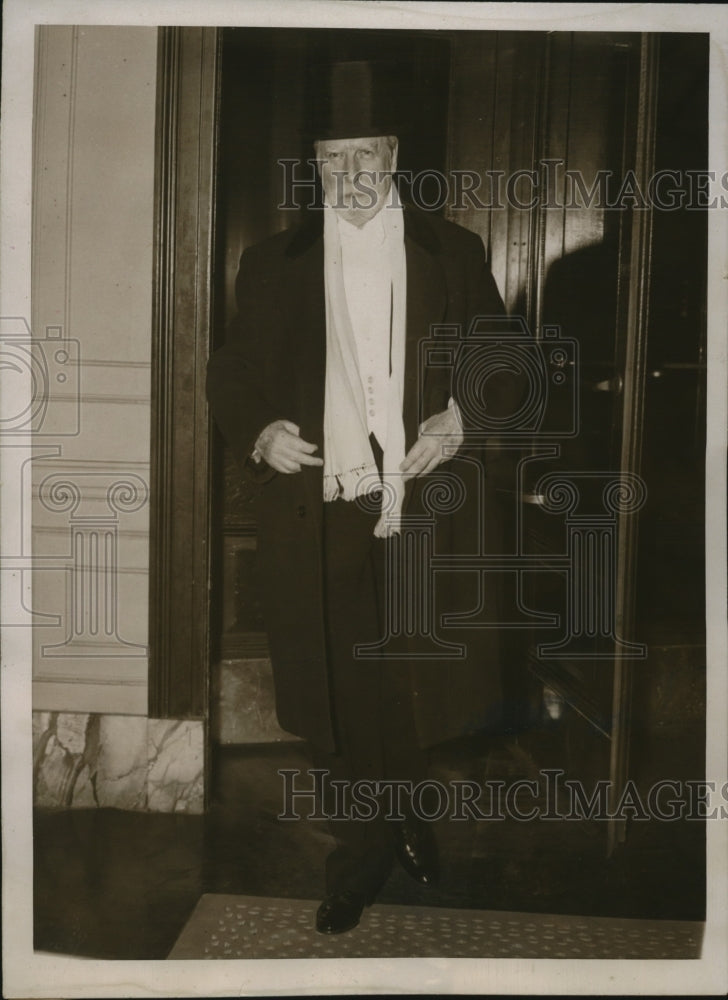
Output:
[400, 405, 464, 481]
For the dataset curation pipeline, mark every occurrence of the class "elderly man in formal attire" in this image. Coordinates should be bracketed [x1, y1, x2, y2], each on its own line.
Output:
[207, 60, 518, 934]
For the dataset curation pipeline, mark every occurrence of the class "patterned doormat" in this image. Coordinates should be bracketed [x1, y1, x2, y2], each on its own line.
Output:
[168, 894, 703, 960]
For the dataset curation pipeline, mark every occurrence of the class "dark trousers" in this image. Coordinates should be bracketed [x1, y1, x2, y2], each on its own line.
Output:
[311, 494, 427, 899]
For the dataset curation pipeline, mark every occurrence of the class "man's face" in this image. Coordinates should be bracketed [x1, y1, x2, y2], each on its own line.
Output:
[315, 136, 398, 227]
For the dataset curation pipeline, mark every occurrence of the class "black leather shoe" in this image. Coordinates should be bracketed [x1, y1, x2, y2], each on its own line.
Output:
[393, 820, 440, 885]
[315, 890, 366, 935]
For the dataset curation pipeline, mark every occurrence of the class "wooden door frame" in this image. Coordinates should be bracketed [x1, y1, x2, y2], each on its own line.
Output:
[607, 33, 660, 852]
[148, 26, 221, 719]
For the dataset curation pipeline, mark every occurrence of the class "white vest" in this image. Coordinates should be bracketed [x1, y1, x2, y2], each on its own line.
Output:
[337, 209, 399, 450]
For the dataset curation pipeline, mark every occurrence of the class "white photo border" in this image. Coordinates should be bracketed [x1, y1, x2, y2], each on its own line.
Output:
[2, 2, 726, 996]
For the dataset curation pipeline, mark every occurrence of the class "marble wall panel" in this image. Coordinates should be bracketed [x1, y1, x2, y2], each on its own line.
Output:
[33, 712, 204, 813]
[147, 720, 204, 814]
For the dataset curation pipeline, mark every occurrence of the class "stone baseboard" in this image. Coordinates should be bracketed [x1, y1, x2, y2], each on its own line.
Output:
[32, 712, 204, 813]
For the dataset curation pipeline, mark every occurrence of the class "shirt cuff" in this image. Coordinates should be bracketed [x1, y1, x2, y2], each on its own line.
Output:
[447, 395, 464, 427]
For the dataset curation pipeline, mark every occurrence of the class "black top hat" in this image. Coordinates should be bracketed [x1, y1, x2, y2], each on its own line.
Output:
[306, 59, 403, 142]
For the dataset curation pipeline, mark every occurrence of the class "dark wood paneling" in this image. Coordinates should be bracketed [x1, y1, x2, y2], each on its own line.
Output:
[149, 27, 220, 718]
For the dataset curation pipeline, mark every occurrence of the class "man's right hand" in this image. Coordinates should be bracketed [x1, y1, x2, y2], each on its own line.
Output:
[254, 420, 324, 474]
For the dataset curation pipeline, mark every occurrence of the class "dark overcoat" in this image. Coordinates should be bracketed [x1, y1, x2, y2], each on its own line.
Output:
[207, 205, 520, 753]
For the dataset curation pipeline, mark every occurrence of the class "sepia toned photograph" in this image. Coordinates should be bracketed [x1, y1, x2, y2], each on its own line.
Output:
[2, 2, 726, 996]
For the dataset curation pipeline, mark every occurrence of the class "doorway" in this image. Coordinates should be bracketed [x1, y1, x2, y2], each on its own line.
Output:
[149, 29, 707, 884]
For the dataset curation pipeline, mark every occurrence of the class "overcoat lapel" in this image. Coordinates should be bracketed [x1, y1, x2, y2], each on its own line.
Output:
[285, 228, 326, 440]
[402, 225, 447, 447]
